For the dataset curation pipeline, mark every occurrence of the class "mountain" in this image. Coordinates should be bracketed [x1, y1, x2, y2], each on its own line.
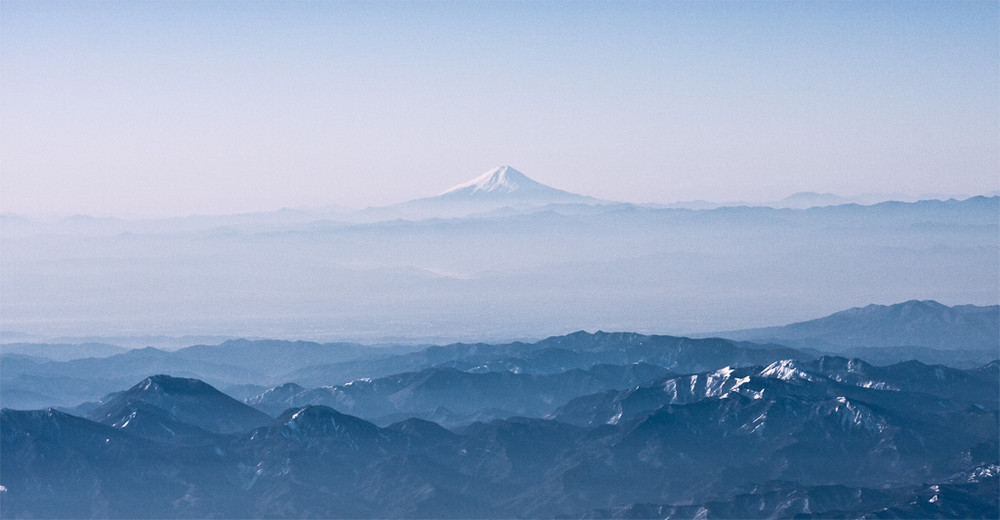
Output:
[86, 398, 219, 445]
[0, 340, 413, 409]
[712, 300, 1000, 354]
[0, 342, 128, 361]
[0, 331, 806, 411]
[246, 363, 674, 426]
[0, 321, 988, 414]
[169, 338, 409, 374]
[770, 191, 922, 209]
[550, 357, 999, 427]
[437, 165, 595, 201]
[3, 367, 996, 518]
[85, 375, 272, 434]
[361, 165, 611, 219]
[524, 368, 998, 515]
[774, 191, 852, 208]
[0, 407, 246, 518]
[279, 331, 808, 388]
[1, 346, 260, 409]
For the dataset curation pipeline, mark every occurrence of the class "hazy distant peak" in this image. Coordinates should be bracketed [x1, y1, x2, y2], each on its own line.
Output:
[779, 192, 849, 205]
[439, 165, 539, 196]
[713, 299, 999, 352]
[850, 299, 949, 314]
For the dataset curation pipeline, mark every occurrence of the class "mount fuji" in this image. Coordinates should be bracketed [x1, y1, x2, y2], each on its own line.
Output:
[437, 165, 597, 201]
[362, 166, 613, 220]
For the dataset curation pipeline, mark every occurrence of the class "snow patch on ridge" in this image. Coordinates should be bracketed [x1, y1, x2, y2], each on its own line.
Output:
[759, 360, 814, 381]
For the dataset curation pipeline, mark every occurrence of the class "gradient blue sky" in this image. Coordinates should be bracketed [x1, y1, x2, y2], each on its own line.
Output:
[2, 0, 997, 217]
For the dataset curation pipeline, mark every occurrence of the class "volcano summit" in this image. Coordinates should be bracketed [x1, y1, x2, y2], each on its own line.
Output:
[437, 165, 595, 201]
[364, 165, 611, 220]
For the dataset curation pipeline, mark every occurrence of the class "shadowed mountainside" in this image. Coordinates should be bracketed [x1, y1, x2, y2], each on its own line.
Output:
[3, 362, 996, 518]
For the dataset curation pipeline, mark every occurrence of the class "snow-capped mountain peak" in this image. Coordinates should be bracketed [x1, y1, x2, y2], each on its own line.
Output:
[357, 165, 612, 220]
[439, 165, 538, 196]
[759, 359, 815, 381]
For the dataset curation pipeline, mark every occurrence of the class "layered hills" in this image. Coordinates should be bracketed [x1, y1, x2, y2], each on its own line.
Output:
[3, 299, 998, 518]
[3, 301, 996, 410]
[3, 354, 996, 518]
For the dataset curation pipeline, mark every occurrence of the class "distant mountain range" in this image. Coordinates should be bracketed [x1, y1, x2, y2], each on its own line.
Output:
[0, 341, 129, 361]
[244, 364, 675, 426]
[3, 300, 998, 411]
[767, 191, 961, 209]
[1, 332, 803, 411]
[2, 165, 994, 234]
[1, 339, 417, 409]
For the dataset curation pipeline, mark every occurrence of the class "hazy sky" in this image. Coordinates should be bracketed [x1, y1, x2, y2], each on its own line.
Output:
[2, 1, 997, 217]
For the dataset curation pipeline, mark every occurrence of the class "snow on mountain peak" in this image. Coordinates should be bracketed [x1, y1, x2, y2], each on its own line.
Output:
[759, 359, 814, 381]
[439, 165, 536, 195]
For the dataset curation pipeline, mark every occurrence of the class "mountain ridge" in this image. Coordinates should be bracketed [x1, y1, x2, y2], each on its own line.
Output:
[6, 363, 995, 518]
[4, 299, 998, 411]
[708, 300, 999, 353]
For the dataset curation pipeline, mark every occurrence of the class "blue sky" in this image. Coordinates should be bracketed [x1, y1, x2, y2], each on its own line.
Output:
[2, 0, 997, 217]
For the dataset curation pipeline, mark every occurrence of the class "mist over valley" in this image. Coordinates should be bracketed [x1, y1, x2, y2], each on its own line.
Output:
[3, 167, 996, 344]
